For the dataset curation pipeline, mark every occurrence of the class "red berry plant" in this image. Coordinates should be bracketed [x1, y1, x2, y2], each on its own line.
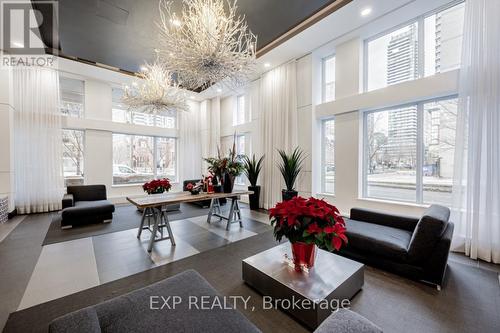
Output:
[269, 196, 348, 251]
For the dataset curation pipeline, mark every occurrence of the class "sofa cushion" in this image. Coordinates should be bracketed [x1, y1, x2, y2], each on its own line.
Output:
[315, 309, 382, 333]
[94, 270, 260, 333]
[344, 219, 412, 262]
[67, 185, 107, 202]
[407, 205, 450, 263]
[62, 200, 115, 219]
[49, 307, 101, 333]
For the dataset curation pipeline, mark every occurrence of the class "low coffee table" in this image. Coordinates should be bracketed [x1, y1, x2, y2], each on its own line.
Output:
[242, 243, 364, 329]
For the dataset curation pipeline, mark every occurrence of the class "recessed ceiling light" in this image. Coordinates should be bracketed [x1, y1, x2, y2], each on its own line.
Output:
[216, 88, 222, 93]
[264, 63, 271, 68]
[140, 66, 148, 72]
[360, 7, 372, 17]
[171, 19, 181, 27]
[11, 41, 24, 48]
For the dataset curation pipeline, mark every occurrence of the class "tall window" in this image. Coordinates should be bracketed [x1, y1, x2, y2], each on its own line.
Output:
[233, 95, 245, 126]
[322, 55, 336, 102]
[363, 96, 457, 205]
[112, 88, 177, 128]
[60, 77, 84, 117]
[62, 129, 85, 186]
[321, 118, 335, 193]
[112, 134, 176, 185]
[365, 2, 464, 91]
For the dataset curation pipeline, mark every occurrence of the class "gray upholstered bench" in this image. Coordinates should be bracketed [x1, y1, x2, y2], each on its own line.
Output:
[316, 309, 382, 333]
[49, 270, 260, 333]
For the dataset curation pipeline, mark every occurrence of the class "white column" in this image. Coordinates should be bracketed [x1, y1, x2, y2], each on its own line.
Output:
[296, 54, 313, 198]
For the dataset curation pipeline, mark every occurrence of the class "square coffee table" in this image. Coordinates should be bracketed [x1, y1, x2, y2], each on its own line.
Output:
[242, 242, 364, 329]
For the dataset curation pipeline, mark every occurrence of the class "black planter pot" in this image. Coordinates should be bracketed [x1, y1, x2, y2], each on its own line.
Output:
[248, 185, 261, 210]
[223, 174, 235, 193]
[214, 185, 223, 193]
[282, 189, 298, 201]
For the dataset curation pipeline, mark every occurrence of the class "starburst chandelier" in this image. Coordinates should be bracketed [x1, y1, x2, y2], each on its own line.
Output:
[157, 0, 257, 90]
[122, 59, 189, 114]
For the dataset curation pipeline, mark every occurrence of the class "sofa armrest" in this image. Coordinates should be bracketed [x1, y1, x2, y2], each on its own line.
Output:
[422, 222, 454, 286]
[62, 194, 74, 209]
[350, 207, 419, 232]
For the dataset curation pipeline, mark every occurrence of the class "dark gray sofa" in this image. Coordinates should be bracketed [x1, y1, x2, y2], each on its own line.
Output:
[49, 270, 260, 333]
[49, 270, 382, 333]
[61, 185, 115, 229]
[339, 205, 453, 289]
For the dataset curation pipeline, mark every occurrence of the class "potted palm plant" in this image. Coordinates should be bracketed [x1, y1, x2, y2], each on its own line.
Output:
[243, 154, 264, 210]
[277, 147, 306, 201]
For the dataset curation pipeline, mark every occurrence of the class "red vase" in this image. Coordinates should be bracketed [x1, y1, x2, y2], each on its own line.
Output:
[291, 242, 316, 271]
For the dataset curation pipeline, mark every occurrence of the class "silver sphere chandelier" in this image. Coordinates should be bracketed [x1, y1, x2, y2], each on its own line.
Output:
[157, 0, 257, 90]
[122, 59, 189, 114]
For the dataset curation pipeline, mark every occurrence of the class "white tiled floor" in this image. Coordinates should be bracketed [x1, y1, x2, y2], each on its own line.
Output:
[188, 215, 257, 242]
[143, 235, 200, 266]
[18, 237, 100, 310]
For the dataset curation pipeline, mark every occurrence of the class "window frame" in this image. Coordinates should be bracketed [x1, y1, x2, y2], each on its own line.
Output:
[361, 94, 458, 204]
[322, 54, 336, 103]
[59, 75, 85, 118]
[363, 0, 465, 92]
[234, 95, 246, 126]
[112, 133, 178, 186]
[321, 117, 335, 194]
[62, 128, 85, 186]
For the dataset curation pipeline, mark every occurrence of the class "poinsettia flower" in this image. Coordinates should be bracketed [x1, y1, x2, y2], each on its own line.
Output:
[306, 223, 323, 234]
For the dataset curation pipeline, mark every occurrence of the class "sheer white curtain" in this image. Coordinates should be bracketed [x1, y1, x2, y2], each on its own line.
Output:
[260, 61, 298, 209]
[12, 67, 64, 214]
[200, 97, 221, 172]
[179, 101, 202, 181]
[451, 0, 500, 263]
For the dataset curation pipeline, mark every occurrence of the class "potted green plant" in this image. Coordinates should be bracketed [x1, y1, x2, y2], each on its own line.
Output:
[204, 135, 244, 193]
[243, 154, 264, 210]
[277, 147, 306, 201]
[223, 143, 244, 193]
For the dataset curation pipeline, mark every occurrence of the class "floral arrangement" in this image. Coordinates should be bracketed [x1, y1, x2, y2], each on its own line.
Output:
[142, 178, 172, 194]
[186, 181, 202, 194]
[269, 196, 348, 251]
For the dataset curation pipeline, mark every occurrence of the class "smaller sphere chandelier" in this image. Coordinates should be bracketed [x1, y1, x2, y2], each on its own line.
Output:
[122, 59, 189, 114]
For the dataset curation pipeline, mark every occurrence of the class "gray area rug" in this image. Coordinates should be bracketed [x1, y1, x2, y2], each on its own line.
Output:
[5, 230, 500, 333]
[43, 203, 219, 246]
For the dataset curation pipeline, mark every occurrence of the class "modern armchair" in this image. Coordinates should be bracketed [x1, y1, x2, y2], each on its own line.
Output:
[339, 204, 454, 289]
[61, 185, 115, 229]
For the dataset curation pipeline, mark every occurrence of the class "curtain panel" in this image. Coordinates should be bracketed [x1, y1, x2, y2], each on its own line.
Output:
[12, 67, 64, 214]
[179, 101, 202, 181]
[260, 61, 298, 209]
[451, 0, 500, 263]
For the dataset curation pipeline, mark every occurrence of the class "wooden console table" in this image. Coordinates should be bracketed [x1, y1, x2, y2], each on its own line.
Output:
[127, 191, 253, 252]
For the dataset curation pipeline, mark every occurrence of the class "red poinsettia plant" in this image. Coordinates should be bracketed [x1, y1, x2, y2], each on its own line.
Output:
[142, 178, 172, 195]
[269, 196, 348, 251]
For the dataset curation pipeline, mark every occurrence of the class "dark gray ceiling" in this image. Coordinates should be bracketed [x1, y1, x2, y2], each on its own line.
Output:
[34, 0, 335, 73]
